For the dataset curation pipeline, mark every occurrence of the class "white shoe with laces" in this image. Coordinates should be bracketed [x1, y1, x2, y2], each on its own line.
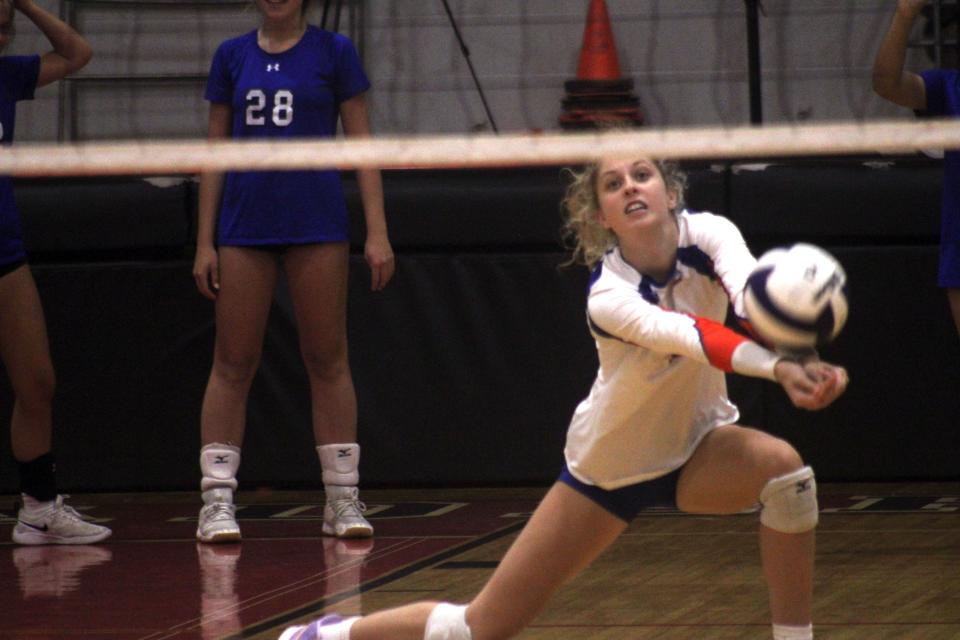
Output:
[196, 488, 241, 543]
[12, 495, 112, 545]
[323, 486, 373, 538]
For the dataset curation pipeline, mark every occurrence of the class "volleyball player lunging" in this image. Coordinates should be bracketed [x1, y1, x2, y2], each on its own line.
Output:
[281, 157, 847, 640]
[0, 0, 109, 545]
[193, 0, 394, 543]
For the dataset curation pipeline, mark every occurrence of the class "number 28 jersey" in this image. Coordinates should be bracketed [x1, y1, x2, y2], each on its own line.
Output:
[205, 26, 370, 246]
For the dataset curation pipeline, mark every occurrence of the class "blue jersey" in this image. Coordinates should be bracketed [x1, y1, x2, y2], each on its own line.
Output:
[0, 55, 40, 268]
[205, 26, 370, 246]
[919, 69, 960, 288]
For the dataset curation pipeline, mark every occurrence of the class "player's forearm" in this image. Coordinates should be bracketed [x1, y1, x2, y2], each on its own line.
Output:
[356, 168, 389, 239]
[196, 173, 224, 248]
[872, 9, 917, 98]
[17, 1, 92, 69]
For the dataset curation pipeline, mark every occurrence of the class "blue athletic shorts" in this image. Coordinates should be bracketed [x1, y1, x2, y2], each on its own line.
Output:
[558, 464, 682, 523]
[0, 257, 25, 279]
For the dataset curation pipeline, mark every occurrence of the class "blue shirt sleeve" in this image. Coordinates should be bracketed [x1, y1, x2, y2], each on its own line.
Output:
[332, 34, 370, 103]
[918, 68, 957, 118]
[204, 42, 233, 104]
[0, 55, 41, 102]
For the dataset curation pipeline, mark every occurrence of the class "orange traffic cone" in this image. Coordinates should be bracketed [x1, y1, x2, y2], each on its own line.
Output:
[559, 0, 643, 130]
[576, 0, 622, 81]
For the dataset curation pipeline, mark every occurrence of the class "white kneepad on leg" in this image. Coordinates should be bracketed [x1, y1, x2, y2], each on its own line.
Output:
[759, 466, 818, 534]
[424, 603, 472, 640]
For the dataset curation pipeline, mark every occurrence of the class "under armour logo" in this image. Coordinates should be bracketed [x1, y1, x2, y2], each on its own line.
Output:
[337, 449, 353, 458]
[796, 479, 811, 493]
[266, 63, 280, 72]
[214, 455, 230, 464]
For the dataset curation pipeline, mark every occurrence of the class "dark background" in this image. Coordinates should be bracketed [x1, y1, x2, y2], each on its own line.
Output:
[1, 156, 957, 493]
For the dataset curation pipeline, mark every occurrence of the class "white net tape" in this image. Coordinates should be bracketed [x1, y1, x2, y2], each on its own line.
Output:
[2, 118, 959, 177]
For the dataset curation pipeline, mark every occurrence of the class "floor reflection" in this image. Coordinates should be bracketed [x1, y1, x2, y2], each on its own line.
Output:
[197, 543, 242, 640]
[13, 545, 113, 599]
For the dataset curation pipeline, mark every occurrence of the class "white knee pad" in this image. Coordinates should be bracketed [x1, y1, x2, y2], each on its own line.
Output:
[424, 603, 472, 640]
[317, 443, 360, 486]
[200, 443, 240, 492]
[759, 466, 818, 534]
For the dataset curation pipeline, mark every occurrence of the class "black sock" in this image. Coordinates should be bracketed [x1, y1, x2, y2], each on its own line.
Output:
[18, 452, 58, 502]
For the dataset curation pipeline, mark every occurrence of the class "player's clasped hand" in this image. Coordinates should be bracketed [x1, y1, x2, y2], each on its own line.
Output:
[774, 358, 849, 410]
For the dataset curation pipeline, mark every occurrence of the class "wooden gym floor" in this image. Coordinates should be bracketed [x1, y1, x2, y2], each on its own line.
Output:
[0, 482, 957, 639]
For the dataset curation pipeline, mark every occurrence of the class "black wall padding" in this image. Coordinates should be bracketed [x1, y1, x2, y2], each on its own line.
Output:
[15, 176, 193, 257]
[1, 157, 958, 493]
[724, 158, 942, 243]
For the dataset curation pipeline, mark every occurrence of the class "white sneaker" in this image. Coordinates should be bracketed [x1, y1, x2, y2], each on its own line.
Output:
[196, 489, 241, 543]
[279, 614, 348, 640]
[12, 495, 112, 545]
[323, 486, 373, 538]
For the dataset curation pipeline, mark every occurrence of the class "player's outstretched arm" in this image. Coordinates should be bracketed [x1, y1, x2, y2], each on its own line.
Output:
[13, 0, 92, 87]
[872, 0, 928, 109]
[774, 358, 849, 410]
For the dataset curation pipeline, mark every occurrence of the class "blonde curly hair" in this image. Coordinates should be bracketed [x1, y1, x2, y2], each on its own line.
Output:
[560, 159, 687, 268]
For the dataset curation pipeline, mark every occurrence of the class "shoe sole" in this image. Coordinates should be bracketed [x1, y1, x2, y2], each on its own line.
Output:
[12, 528, 112, 546]
[196, 529, 242, 544]
[278, 627, 306, 640]
[322, 523, 373, 538]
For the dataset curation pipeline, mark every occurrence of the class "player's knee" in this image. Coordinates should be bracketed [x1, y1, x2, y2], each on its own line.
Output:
[424, 603, 473, 640]
[300, 343, 348, 382]
[15, 363, 55, 408]
[758, 437, 805, 477]
[212, 350, 261, 386]
[759, 465, 818, 534]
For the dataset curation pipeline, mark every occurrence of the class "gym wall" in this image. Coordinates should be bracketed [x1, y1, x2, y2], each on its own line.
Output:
[1, 157, 957, 493]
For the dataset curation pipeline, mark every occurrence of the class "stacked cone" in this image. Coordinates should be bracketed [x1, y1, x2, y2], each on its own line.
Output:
[559, 0, 643, 130]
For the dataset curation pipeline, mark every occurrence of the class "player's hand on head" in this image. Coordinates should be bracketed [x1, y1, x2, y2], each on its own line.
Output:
[365, 234, 395, 291]
[193, 246, 220, 300]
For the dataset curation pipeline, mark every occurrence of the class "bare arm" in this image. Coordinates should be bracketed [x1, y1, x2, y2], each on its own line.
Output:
[340, 92, 395, 291]
[192, 102, 231, 300]
[14, 0, 92, 87]
[872, 0, 928, 109]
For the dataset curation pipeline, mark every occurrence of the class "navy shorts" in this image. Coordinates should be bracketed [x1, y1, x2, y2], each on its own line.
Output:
[0, 257, 25, 279]
[558, 464, 682, 523]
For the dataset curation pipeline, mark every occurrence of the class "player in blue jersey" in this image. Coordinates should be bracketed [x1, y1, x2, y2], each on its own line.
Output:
[279, 156, 849, 640]
[873, 0, 960, 341]
[0, 0, 109, 545]
[192, 0, 394, 543]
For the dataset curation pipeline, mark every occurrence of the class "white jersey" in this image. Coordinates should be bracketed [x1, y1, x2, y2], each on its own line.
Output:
[564, 210, 781, 489]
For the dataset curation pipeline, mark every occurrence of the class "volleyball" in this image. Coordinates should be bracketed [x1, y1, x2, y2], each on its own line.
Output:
[744, 243, 848, 351]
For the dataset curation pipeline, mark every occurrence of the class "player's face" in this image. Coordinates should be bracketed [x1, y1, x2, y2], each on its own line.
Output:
[255, 0, 304, 22]
[594, 157, 678, 239]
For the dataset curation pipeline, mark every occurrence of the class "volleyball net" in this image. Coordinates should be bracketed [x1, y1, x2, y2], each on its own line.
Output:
[1, 118, 958, 177]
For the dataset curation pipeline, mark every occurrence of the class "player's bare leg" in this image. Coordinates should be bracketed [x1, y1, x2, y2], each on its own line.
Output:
[677, 424, 815, 636]
[284, 242, 371, 538]
[947, 288, 960, 339]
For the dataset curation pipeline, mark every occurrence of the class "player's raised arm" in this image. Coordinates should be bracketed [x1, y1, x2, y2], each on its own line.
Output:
[12, 0, 92, 87]
[873, 0, 928, 109]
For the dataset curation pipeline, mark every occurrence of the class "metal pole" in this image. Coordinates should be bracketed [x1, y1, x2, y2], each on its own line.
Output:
[745, 0, 763, 124]
[439, 0, 499, 133]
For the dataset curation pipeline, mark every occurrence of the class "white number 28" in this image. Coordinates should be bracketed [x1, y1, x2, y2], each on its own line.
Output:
[245, 89, 293, 127]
